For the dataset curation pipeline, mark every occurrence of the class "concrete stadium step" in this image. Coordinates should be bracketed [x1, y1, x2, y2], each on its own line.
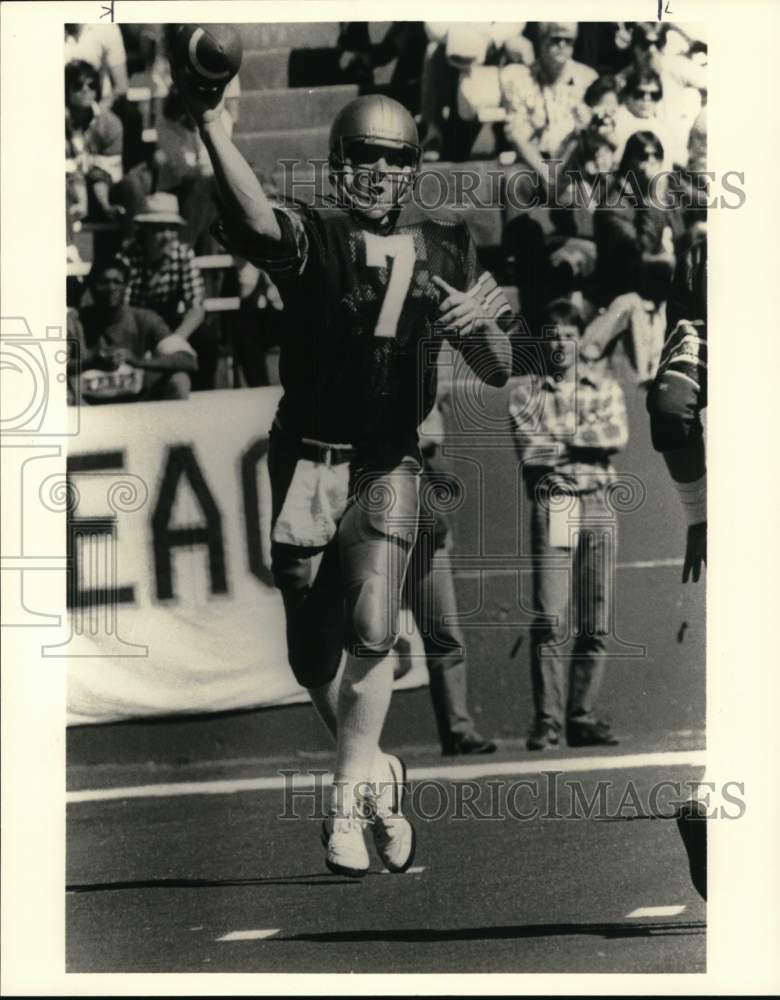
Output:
[239, 48, 292, 90]
[237, 21, 340, 52]
[235, 126, 331, 180]
[238, 84, 358, 132]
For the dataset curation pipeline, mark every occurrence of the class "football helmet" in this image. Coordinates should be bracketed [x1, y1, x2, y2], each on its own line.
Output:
[329, 95, 421, 172]
[329, 95, 420, 216]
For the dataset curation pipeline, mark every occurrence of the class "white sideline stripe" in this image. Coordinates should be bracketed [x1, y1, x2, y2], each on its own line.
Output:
[217, 928, 279, 942]
[66, 750, 705, 805]
[382, 866, 426, 875]
[454, 557, 683, 579]
[627, 905, 686, 919]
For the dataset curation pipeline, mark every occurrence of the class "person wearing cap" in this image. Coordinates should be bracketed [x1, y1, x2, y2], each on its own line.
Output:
[116, 193, 211, 388]
[500, 22, 597, 178]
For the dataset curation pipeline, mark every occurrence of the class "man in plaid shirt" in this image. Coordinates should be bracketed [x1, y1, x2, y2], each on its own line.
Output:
[509, 298, 628, 750]
[117, 193, 209, 387]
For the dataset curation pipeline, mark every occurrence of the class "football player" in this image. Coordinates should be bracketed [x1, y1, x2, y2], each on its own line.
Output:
[647, 233, 707, 899]
[174, 69, 515, 877]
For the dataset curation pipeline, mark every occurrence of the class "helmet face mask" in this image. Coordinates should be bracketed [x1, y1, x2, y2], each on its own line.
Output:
[328, 96, 420, 220]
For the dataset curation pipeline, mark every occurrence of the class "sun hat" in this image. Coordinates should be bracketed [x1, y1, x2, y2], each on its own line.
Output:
[133, 192, 185, 225]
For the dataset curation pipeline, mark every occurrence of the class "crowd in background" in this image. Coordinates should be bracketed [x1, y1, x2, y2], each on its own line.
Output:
[64, 19, 707, 404]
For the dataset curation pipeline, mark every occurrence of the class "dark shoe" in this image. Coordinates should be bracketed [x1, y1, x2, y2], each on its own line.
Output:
[442, 732, 497, 756]
[675, 798, 707, 900]
[526, 720, 561, 751]
[566, 717, 619, 747]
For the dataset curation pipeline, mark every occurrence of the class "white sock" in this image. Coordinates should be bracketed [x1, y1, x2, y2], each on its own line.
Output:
[331, 651, 395, 818]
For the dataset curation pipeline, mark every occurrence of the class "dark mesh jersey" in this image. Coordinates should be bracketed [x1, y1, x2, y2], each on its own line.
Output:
[216, 198, 512, 444]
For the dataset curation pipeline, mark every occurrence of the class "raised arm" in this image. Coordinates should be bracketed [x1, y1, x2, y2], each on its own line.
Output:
[173, 65, 281, 242]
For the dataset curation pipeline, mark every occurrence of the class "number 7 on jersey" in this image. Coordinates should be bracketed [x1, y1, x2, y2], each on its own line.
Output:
[364, 231, 415, 339]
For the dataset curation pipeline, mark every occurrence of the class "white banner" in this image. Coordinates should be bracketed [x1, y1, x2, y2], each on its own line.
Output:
[65, 388, 428, 725]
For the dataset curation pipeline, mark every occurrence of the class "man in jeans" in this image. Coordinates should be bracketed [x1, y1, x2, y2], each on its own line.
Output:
[408, 400, 496, 756]
[509, 298, 628, 749]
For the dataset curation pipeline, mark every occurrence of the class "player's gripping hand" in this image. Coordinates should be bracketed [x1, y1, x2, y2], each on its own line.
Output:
[171, 60, 225, 127]
[433, 276, 486, 336]
[683, 521, 706, 584]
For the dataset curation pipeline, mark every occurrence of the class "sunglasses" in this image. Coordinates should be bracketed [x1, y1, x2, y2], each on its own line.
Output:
[343, 141, 416, 171]
[634, 87, 662, 101]
[546, 36, 574, 47]
[639, 148, 663, 161]
[71, 78, 98, 92]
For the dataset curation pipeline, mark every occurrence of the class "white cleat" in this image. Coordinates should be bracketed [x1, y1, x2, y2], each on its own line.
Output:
[322, 815, 370, 878]
[367, 754, 416, 874]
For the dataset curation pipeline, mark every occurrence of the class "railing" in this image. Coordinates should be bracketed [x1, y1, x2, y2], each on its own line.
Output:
[67, 254, 241, 312]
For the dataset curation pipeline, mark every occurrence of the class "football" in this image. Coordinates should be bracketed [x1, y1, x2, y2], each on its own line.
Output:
[173, 24, 242, 91]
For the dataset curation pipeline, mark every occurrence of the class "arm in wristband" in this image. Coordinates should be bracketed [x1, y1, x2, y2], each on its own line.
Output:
[673, 472, 707, 526]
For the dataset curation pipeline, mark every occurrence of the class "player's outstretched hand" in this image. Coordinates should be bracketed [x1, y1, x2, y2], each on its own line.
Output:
[433, 276, 484, 335]
[683, 521, 707, 583]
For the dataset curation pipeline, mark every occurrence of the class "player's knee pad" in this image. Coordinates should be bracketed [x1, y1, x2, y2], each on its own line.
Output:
[347, 574, 400, 655]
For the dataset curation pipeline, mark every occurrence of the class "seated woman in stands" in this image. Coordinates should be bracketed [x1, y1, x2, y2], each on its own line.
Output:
[65, 59, 124, 223]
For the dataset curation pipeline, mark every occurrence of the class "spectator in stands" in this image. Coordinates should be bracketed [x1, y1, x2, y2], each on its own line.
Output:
[336, 22, 429, 113]
[616, 22, 706, 106]
[69, 257, 196, 404]
[65, 24, 128, 103]
[420, 21, 532, 161]
[612, 68, 680, 169]
[65, 60, 124, 223]
[65, 22, 146, 170]
[593, 130, 684, 310]
[582, 74, 620, 154]
[500, 22, 597, 178]
[509, 298, 627, 750]
[613, 23, 703, 168]
[115, 193, 214, 389]
[582, 131, 685, 383]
